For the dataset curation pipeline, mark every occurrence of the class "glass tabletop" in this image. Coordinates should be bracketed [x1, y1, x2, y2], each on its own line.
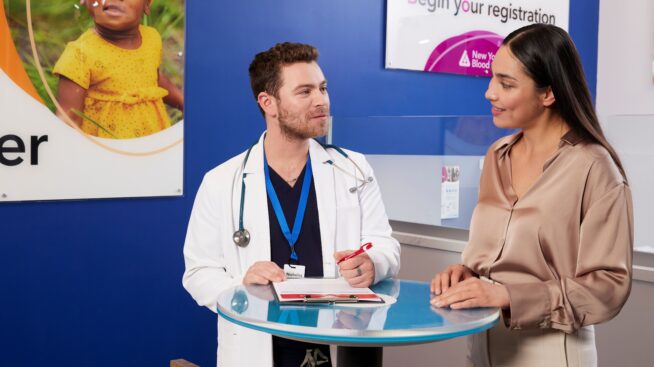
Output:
[216, 279, 499, 346]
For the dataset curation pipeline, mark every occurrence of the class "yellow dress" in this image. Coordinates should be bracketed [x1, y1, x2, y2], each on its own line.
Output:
[54, 25, 170, 139]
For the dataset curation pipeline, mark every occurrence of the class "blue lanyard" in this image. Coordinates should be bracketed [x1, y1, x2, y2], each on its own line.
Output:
[263, 152, 313, 263]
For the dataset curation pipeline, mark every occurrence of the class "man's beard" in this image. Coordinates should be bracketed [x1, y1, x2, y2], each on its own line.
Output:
[277, 104, 330, 140]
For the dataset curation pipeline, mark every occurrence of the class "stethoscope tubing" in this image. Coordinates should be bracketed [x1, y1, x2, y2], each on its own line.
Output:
[232, 140, 372, 247]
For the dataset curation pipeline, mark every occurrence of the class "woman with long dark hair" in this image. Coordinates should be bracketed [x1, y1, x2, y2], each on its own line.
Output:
[430, 24, 633, 366]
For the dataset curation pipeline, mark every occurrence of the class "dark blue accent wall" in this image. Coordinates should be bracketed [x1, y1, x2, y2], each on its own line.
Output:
[0, 1, 599, 366]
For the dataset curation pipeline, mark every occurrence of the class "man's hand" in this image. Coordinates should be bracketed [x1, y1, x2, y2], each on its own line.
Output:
[332, 309, 373, 329]
[334, 250, 375, 288]
[430, 264, 476, 295]
[245, 284, 276, 301]
[243, 261, 286, 285]
[430, 277, 510, 310]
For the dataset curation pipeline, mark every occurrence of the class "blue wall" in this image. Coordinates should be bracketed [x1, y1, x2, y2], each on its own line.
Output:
[0, 1, 599, 366]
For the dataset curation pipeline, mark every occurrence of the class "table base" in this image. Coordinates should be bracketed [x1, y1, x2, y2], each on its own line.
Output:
[337, 346, 382, 367]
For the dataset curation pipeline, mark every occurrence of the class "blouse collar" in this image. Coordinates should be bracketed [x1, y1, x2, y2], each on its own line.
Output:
[494, 129, 583, 159]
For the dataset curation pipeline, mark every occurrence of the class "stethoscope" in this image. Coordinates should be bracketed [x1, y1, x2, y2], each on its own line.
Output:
[232, 139, 373, 248]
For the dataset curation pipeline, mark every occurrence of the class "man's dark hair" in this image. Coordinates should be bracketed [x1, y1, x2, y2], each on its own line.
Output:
[248, 42, 319, 114]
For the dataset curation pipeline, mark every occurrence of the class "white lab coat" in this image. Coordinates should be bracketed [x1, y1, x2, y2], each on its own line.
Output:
[182, 132, 401, 367]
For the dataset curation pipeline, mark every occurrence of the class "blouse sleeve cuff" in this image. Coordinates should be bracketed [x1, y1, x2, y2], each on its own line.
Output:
[504, 282, 552, 329]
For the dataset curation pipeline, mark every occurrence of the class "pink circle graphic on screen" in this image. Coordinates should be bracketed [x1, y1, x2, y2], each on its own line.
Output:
[424, 30, 504, 77]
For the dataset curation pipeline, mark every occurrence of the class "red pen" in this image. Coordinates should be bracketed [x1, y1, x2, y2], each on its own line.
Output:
[337, 242, 373, 264]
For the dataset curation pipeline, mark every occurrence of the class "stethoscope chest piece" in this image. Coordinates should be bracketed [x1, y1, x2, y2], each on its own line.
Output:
[233, 229, 251, 247]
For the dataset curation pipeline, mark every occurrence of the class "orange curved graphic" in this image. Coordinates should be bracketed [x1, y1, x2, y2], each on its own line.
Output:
[0, 2, 43, 103]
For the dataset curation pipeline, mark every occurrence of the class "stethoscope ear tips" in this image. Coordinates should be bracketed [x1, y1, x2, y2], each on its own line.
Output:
[348, 176, 374, 193]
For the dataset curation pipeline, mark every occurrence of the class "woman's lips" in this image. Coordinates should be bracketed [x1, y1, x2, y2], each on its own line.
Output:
[491, 105, 505, 116]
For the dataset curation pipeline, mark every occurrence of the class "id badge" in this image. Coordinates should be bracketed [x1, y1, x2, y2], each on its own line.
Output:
[284, 264, 305, 279]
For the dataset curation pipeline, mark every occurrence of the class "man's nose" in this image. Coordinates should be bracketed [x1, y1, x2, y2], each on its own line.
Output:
[313, 90, 329, 107]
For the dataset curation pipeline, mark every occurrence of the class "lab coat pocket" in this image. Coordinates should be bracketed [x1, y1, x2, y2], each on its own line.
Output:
[218, 316, 240, 348]
[217, 316, 241, 366]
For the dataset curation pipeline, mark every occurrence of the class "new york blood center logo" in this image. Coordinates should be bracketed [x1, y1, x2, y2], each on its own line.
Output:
[424, 30, 503, 77]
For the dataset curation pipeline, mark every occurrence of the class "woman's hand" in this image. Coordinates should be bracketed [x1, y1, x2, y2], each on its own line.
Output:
[431, 277, 510, 310]
[430, 264, 476, 295]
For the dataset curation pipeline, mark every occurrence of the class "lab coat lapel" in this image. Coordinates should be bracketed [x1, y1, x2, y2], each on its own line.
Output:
[310, 140, 337, 277]
[241, 133, 271, 268]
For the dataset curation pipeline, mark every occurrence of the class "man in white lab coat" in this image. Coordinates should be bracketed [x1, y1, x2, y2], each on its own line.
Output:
[182, 42, 400, 367]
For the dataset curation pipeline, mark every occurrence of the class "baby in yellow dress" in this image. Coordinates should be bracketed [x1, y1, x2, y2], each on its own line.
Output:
[54, 0, 183, 139]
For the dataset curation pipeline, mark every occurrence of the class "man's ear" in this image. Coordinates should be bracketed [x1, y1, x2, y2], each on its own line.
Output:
[541, 86, 556, 107]
[258, 92, 277, 118]
[145, 0, 152, 16]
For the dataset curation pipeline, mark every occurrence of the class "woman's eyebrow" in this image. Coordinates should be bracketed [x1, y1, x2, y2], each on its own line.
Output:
[496, 73, 517, 81]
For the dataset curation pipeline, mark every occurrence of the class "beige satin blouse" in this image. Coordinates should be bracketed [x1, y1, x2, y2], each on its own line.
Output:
[462, 130, 633, 334]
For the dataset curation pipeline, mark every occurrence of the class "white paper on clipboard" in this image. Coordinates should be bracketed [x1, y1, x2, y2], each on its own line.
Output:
[272, 277, 383, 303]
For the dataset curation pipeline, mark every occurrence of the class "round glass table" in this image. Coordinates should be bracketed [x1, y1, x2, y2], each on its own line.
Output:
[217, 279, 499, 367]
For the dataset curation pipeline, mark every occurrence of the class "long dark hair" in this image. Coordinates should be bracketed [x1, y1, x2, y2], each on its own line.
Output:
[503, 24, 627, 182]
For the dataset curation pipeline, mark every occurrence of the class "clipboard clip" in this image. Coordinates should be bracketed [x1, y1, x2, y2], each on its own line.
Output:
[303, 294, 359, 304]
